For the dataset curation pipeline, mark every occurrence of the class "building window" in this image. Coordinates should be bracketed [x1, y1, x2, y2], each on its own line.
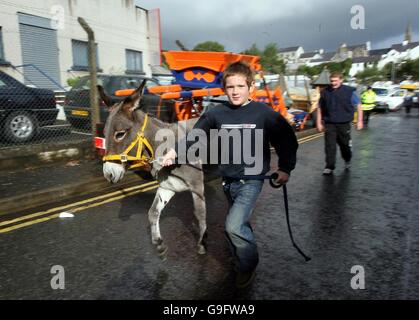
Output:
[72, 39, 99, 71]
[126, 49, 143, 74]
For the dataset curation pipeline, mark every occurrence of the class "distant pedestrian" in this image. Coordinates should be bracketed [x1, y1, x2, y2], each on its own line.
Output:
[316, 72, 363, 175]
[361, 86, 377, 126]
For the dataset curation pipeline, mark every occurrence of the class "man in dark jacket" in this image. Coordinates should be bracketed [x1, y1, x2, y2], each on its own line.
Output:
[316, 72, 363, 175]
[161, 61, 298, 288]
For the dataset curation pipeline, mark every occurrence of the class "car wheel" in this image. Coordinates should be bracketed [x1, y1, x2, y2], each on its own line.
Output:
[4, 111, 38, 143]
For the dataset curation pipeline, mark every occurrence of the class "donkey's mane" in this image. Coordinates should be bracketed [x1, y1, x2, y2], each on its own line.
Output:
[139, 111, 176, 129]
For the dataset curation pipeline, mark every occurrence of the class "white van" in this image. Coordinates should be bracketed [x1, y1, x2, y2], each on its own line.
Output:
[372, 87, 406, 112]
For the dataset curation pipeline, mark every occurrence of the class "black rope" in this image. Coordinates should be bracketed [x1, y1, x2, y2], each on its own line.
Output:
[269, 173, 311, 262]
[283, 184, 311, 262]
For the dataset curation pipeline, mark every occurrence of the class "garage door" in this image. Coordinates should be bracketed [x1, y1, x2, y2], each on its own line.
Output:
[18, 13, 61, 90]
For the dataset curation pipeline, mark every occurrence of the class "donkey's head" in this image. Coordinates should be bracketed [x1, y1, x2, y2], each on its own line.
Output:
[99, 80, 148, 183]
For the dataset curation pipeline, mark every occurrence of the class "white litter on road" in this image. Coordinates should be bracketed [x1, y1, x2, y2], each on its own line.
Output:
[59, 212, 75, 218]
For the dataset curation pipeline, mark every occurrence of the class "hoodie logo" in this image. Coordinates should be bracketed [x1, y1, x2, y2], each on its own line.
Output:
[221, 124, 256, 129]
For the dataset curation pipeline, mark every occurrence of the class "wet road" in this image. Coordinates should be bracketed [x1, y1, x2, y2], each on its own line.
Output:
[1, 112, 418, 299]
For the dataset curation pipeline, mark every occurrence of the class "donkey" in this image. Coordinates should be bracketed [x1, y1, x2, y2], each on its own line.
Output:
[99, 80, 207, 257]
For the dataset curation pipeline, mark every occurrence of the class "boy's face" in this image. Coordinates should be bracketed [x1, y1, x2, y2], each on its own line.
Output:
[330, 76, 343, 89]
[225, 74, 254, 106]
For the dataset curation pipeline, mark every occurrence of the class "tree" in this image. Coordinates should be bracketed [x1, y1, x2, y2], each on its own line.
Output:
[243, 43, 262, 57]
[260, 43, 285, 74]
[297, 58, 353, 79]
[193, 41, 225, 52]
[397, 58, 419, 80]
[355, 66, 385, 84]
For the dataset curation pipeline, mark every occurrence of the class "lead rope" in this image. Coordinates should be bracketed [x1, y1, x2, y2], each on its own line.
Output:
[282, 184, 311, 262]
[269, 173, 311, 261]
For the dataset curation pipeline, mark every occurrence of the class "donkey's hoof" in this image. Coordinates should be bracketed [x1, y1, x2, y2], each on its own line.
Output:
[157, 243, 168, 259]
[197, 244, 206, 255]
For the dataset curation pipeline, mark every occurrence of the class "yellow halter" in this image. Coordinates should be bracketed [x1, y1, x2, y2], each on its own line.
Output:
[103, 114, 154, 170]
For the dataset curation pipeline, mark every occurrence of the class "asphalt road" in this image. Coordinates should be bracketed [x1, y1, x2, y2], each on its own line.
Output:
[0, 112, 418, 300]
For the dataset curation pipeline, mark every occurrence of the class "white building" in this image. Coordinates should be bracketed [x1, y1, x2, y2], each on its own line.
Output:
[278, 46, 304, 63]
[391, 41, 419, 61]
[377, 49, 401, 69]
[0, 0, 161, 89]
[349, 56, 381, 77]
[298, 50, 324, 64]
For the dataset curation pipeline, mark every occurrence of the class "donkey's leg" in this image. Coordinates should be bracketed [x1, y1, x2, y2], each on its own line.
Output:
[191, 191, 207, 255]
[148, 187, 175, 256]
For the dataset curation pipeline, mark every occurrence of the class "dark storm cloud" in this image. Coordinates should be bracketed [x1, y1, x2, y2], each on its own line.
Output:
[138, 0, 419, 52]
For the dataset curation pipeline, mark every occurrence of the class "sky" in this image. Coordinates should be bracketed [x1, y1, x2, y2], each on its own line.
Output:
[136, 0, 419, 53]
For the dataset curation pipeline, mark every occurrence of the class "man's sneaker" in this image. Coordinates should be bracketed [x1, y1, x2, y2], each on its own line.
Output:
[345, 162, 351, 170]
[323, 168, 333, 175]
[235, 269, 256, 289]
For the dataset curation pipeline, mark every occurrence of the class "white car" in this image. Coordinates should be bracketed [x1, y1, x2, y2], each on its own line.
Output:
[372, 87, 406, 112]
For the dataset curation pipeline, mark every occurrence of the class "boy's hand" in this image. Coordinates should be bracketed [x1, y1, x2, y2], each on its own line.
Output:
[356, 121, 363, 130]
[161, 149, 177, 167]
[274, 170, 290, 185]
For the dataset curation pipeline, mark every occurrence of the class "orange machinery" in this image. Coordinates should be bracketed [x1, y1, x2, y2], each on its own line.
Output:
[116, 51, 288, 121]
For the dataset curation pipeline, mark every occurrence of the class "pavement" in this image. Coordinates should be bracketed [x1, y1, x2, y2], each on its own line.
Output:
[0, 128, 319, 216]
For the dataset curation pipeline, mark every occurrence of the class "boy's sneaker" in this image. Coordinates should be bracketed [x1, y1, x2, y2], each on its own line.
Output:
[345, 162, 351, 170]
[323, 168, 333, 175]
[235, 269, 256, 289]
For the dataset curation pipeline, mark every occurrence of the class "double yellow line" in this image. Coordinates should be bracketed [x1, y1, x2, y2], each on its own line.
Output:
[0, 181, 159, 234]
[0, 132, 324, 234]
[298, 132, 324, 144]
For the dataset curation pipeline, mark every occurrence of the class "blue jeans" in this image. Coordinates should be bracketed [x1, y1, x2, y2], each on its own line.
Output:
[223, 179, 264, 272]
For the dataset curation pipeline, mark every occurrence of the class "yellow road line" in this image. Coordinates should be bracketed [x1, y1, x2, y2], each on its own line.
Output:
[298, 133, 324, 144]
[0, 185, 159, 234]
[298, 133, 324, 143]
[0, 180, 159, 227]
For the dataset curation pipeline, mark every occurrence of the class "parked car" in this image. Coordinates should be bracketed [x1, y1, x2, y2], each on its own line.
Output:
[0, 70, 58, 143]
[63, 74, 176, 129]
[372, 87, 406, 112]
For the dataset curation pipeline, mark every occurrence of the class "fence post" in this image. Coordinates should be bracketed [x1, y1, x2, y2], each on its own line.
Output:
[78, 17, 99, 137]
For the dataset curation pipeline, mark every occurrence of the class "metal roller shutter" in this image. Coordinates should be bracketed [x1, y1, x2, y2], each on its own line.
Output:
[18, 14, 61, 90]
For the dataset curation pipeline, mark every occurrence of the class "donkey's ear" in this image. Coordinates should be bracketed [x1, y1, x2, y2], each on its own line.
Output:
[123, 79, 147, 113]
[97, 85, 113, 108]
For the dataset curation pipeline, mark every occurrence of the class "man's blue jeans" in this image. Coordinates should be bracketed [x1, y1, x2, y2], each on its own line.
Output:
[223, 179, 264, 272]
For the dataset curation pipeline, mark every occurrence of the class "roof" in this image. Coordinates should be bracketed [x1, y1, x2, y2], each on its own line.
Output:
[312, 68, 331, 85]
[279, 46, 301, 53]
[352, 56, 381, 63]
[369, 48, 391, 56]
[310, 52, 336, 63]
[300, 52, 317, 59]
[391, 41, 419, 52]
